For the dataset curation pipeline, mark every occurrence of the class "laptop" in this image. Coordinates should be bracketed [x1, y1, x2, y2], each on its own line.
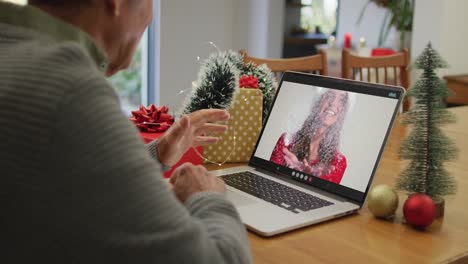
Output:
[212, 71, 405, 236]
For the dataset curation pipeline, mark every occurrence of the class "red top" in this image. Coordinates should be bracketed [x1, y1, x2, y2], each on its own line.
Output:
[270, 133, 347, 184]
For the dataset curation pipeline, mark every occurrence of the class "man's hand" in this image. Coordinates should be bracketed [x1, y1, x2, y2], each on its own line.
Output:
[157, 109, 230, 167]
[170, 163, 226, 203]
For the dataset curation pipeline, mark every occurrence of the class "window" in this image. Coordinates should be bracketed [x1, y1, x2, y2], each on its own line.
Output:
[3, 0, 27, 5]
[300, 0, 339, 35]
[20, 0, 160, 114]
[109, 41, 146, 114]
[109, 0, 160, 115]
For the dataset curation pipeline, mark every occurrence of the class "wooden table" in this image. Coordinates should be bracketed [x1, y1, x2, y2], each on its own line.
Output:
[206, 106, 468, 263]
[445, 75, 468, 106]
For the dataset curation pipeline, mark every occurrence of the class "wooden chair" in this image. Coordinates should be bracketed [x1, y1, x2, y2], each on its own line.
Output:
[342, 48, 411, 111]
[240, 50, 328, 80]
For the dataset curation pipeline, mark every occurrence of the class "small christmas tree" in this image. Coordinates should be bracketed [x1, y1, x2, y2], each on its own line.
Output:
[396, 43, 458, 200]
[183, 51, 240, 114]
[182, 50, 277, 121]
[240, 62, 277, 121]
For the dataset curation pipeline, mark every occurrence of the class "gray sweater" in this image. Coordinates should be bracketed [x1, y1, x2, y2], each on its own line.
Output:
[0, 2, 251, 263]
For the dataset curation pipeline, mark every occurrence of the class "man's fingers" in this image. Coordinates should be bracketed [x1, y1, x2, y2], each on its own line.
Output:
[190, 109, 230, 127]
[195, 123, 228, 136]
[193, 136, 219, 147]
[168, 115, 190, 139]
[170, 163, 192, 184]
[169, 172, 178, 184]
[216, 177, 227, 191]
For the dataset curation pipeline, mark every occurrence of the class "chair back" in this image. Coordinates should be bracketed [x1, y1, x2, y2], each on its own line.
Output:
[240, 50, 328, 80]
[342, 48, 410, 110]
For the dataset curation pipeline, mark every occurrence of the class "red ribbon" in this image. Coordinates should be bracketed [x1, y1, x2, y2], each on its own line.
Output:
[130, 104, 174, 132]
[239, 75, 259, 89]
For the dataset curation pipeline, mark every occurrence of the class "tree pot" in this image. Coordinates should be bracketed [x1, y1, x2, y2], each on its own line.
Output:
[434, 198, 445, 218]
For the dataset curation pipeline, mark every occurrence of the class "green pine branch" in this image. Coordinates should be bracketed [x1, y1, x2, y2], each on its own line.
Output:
[396, 43, 458, 199]
[240, 62, 278, 122]
[182, 50, 277, 123]
[182, 51, 240, 114]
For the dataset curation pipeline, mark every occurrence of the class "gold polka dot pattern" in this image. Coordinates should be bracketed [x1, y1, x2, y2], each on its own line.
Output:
[204, 88, 263, 163]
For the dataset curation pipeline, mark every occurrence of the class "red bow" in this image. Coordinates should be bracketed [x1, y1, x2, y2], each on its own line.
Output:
[130, 104, 174, 132]
[239, 75, 259, 89]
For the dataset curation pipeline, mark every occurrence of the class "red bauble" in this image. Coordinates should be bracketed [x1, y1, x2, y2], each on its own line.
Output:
[403, 194, 436, 228]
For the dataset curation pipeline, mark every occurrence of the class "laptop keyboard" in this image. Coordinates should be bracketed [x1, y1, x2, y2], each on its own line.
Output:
[221, 171, 334, 214]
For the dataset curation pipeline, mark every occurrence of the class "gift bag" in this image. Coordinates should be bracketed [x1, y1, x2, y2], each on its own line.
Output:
[204, 88, 263, 163]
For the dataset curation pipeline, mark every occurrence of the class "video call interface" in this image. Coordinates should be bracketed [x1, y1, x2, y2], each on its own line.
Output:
[254, 81, 399, 193]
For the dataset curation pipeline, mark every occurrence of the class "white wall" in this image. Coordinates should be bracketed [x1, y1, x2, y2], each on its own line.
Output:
[337, 0, 396, 49]
[267, 0, 285, 58]
[159, 0, 284, 111]
[337, 0, 468, 78]
[159, 0, 236, 111]
[411, 0, 468, 76]
[233, 0, 284, 58]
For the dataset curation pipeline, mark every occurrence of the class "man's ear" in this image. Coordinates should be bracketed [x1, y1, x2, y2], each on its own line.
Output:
[105, 0, 123, 17]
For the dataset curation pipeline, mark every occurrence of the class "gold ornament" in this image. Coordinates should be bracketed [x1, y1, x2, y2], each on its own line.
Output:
[367, 184, 399, 219]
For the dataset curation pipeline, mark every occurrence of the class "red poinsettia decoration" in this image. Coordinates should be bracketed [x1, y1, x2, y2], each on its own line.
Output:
[239, 75, 259, 89]
[130, 104, 174, 132]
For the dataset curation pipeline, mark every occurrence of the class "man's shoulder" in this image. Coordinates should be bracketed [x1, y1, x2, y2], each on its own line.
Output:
[0, 23, 105, 89]
[0, 25, 116, 112]
[24, 40, 102, 83]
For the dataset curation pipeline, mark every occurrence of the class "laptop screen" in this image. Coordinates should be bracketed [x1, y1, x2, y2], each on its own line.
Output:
[250, 72, 403, 204]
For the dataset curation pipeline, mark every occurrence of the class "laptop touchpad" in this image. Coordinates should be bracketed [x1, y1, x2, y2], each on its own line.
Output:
[226, 190, 257, 207]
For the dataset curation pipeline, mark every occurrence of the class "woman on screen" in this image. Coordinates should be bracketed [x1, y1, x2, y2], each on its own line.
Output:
[270, 89, 348, 184]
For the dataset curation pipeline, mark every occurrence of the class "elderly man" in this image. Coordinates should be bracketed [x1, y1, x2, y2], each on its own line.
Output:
[0, 0, 251, 263]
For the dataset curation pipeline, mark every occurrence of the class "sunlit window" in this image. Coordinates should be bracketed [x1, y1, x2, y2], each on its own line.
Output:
[300, 0, 338, 34]
[3, 0, 27, 5]
[109, 43, 146, 115]
[16, 0, 158, 115]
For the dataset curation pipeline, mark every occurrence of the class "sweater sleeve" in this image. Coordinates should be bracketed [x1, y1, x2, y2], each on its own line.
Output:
[49, 73, 252, 264]
[146, 139, 171, 171]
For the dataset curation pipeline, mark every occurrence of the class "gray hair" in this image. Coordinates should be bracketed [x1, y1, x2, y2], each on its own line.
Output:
[290, 90, 348, 168]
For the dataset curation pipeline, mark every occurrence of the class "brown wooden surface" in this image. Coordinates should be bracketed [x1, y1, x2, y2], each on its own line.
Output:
[342, 49, 411, 111]
[240, 50, 328, 79]
[445, 75, 468, 105]
[206, 106, 468, 264]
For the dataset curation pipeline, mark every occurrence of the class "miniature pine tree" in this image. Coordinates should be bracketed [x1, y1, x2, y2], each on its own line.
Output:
[182, 50, 277, 120]
[396, 43, 458, 200]
[240, 62, 277, 121]
[225, 51, 278, 120]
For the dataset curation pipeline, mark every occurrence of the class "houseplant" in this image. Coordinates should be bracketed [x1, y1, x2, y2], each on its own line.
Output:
[357, 0, 414, 50]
